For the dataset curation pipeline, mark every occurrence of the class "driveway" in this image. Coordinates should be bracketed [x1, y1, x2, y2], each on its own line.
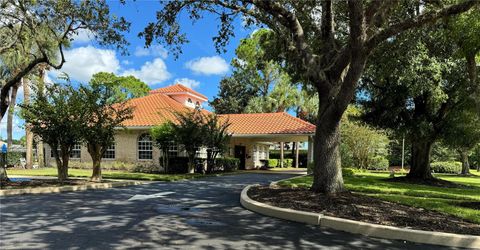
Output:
[0, 173, 447, 249]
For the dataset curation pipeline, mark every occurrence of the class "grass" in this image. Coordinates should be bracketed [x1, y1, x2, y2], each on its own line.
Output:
[277, 171, 480, 224]
[7, 168, 206, 182]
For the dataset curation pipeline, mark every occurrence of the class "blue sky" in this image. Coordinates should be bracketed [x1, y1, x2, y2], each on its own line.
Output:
[1, 1, 255, 140]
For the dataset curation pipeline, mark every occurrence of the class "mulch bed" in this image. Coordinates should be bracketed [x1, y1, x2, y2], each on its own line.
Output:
[248, 186, 480, 235]
[0, 179, 111, 190]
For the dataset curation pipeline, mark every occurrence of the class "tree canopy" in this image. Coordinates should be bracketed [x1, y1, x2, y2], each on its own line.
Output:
[141, 0, 479, 193]
[89, 72, 150, 101]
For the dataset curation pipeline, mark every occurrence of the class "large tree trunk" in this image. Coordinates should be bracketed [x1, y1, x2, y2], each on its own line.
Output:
[23, 79, 33, 169]
[0, 166, 8, 184]
[407, 139, 434, 179]
[37, 137, 45, 168]
[458, 149, 470, 175]
[7, 81, 21, 149]
[87, 143, 103, 182]
[311, 113, 344, 194]
[53, 145, 69, 181]
[36, 65, 46, 168]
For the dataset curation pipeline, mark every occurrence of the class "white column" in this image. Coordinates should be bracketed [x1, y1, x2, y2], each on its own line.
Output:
[307, 136, 314, 164]
[280, 142, 284, 168]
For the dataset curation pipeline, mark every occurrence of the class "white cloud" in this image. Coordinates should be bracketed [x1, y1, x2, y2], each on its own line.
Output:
[56, 46, 120, 83]
[122, 58, 171, 85]
[185, 56, 229, 75]
[121, 60, 132, 65]
[72, 29, 94, 44]
[174, 78, 200, 89]
[134, 45, 168, 59]
[0, 110, 24, 140]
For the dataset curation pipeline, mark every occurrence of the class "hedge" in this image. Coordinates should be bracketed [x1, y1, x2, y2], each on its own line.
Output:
[216, 157, 240, 172]
[430, 161, 462, 174]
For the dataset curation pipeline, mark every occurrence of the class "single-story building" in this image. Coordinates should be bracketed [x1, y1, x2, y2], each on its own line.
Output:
[44, 83, 315, 170]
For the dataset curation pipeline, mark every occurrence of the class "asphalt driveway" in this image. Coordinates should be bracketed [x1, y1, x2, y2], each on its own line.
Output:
[0, 173, 449, 249]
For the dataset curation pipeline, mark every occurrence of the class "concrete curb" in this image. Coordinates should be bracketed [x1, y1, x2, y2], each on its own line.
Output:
[0, 180, 145, 196]
[269, 174, 308, 188]
[240, 184, 480, 249]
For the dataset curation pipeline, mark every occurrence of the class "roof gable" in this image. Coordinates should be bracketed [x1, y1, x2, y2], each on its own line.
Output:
[149, 83, 208, 101]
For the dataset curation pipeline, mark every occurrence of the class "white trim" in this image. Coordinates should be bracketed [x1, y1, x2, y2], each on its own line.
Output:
[162, 91, 208, 102]
[231, 133, 314, 138]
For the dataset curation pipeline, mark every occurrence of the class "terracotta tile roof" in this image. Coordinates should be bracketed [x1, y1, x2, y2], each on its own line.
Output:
[219, 112, 316, 135]
[122, 91, 315, 135]
[122, 93, 195, 127]
[149, 83, 208, 100]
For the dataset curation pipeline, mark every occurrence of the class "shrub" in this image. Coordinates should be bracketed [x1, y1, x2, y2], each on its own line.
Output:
[132, 164, 163, 174]
[216, 157, 240, 172]
[6, 152, 24, 167]
[268, 159, 278, 168]
[167, 157, 190, 173]
[367, 156, 389, 171]
[430, 161, 462, 174]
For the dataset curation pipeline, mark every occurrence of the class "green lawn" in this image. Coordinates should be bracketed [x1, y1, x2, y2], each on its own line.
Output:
[278, 171, 480, 224]
[7, 168, 205, 182]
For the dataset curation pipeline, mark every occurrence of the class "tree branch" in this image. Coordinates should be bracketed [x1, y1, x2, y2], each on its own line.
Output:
[366, 0, 479, 52]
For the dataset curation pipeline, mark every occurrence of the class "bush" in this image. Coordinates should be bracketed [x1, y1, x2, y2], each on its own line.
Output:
[268, 159, 278, 168]
[132, 164, 163, 174]
[167, 157, 189, 173]
[216, 157, 240, 172]
[430, 161, 462, 174]
[6, 152, 24, 167]
[367, 156, 389, 171]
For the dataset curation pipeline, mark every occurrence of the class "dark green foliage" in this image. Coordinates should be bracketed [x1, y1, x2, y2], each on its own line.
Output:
[78, 81, 134, 181]
[5, 152, 23, 166]
[215, 157, 240, 172]
[210, 77, 257, 114]
[20, 84, 84, 180]
[151, 123, 175, 173]
[430, 161, 462, 174]
[90, 72, 150, 101]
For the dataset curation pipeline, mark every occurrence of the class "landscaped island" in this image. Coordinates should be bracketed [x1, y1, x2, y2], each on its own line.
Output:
[249, 171, 480, 235]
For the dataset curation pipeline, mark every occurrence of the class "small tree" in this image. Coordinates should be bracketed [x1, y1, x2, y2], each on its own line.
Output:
[151, 123, 176, 173]
[171, 110, 206, 173]
[203, 114, 231, 173]
[78, 83, 133, 182]
[21, 84, 83, 181]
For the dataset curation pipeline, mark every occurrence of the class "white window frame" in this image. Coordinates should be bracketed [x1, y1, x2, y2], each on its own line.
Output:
[138, 134, 153, 160]
[102, 143, 115, 160]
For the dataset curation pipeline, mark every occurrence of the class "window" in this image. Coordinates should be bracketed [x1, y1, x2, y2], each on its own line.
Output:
[138, 134, 153, 160]
[70, 144, 81, 159]
[187, 98, 193, 103]
[102, 144, 115, 159]
[168, 144, 178, 157]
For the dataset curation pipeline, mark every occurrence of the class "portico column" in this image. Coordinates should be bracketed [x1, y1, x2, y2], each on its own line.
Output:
[295, 141, 299, 168]
[280, 142, 284, 168]
[307, 136, 314, 164]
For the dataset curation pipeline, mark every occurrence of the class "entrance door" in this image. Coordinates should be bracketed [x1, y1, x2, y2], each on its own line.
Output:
[234, 145, 246, 170]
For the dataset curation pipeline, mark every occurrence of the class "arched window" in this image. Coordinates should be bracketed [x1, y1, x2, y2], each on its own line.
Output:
[138, 134, 153, 160]
[187, 98, 193, 103]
